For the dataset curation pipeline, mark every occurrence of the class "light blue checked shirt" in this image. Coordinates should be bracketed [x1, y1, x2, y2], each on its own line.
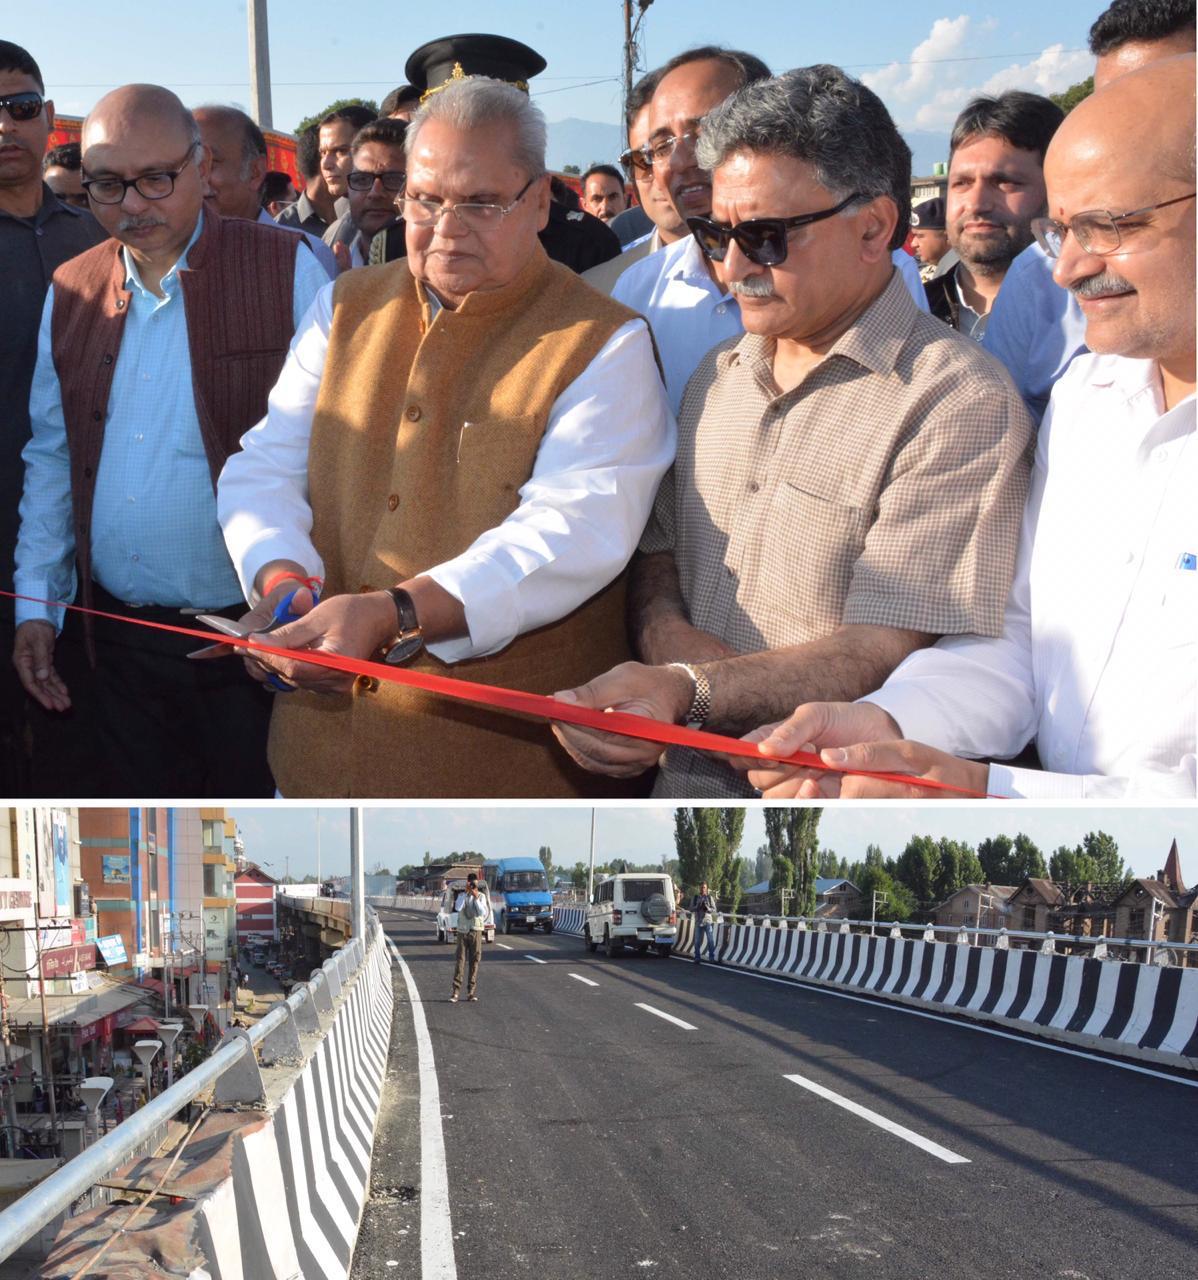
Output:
[15, 211, 327, 627]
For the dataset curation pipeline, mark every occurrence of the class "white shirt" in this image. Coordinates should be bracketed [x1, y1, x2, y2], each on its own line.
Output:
[217, 283, 675, 663]
[868, 352, 1196, 798]
[612, 234, 929, 413]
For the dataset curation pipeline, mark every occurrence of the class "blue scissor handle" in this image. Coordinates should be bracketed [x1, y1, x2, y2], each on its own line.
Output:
[265, 586, 320, 693]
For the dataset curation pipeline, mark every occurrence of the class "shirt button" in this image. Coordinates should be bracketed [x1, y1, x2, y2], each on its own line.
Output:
[405, 405, 422, 422]
[103, 354, 114, 366]
[748, 481, 760, 494]
[1123, 550, 1136, 564]
[115, 299, 125, 310]
[135, 433, 144, 442]
[1153, 448, 1168, 463]
[35, 228, 44, 238]
[131, 554, 140, 562]
[387, 494, 399, 511]
[715, 303, 727, 315]
[92, 411, 102, 422]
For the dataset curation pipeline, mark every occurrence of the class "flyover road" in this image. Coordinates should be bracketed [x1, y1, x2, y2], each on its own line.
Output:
[352, 908, 1198, 1280]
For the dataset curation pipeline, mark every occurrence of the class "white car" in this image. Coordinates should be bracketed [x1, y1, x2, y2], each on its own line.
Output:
[435, 881, 496, 945]
[584, 874, 677, 958]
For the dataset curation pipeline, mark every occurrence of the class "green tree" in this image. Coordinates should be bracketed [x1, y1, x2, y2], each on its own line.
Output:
[673, 808, 745, 897]
[978, 834, 1014, 882]
[864, 842, 885, 869]
[818, 848, 843, 877]
[1049, 831, 1127, 884]
[894, 835, 940, 905]
[561, 163, 581, 175]
[1011, 832, 1047, 880]
[538, 845, 553, 880]
[294, 97, 380, 137]
[753, 843, 772, 885]
[1050, 76, 1094, 114]
[764, 808, 822, 915]
[858, 865, 916, 922]
[571, 862, 588, 896]
[933, 838, 983, 901]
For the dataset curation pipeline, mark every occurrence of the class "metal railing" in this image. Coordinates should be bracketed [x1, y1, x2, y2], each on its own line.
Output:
[688, 910, 1198, 962]
[0, 912, 380, 1263]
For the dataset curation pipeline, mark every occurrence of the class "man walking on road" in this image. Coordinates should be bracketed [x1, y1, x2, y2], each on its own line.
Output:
[451, 878, 486, 1003]
[691, 882, 718, 964]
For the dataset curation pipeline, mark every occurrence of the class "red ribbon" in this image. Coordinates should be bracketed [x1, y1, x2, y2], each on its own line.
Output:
[4, 591, 991, 797]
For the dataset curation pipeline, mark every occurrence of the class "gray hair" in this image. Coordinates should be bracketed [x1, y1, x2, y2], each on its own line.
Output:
[194, 104, 266, 180]
[696, 65, 913, 249]
[405, 77, 547, 179]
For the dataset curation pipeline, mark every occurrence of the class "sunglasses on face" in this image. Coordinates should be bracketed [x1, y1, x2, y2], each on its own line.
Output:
[346, 168, 406, 193]
[0, 91, 44, 122]
[686, 192, 865, 267]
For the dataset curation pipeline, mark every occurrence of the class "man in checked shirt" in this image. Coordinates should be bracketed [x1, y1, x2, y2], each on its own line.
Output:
[552, 66, 1033, 800]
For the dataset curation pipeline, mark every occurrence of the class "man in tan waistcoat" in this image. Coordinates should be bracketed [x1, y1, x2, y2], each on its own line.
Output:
[216, 74, 674, 798]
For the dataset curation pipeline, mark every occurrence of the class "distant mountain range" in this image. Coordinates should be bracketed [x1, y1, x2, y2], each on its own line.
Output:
[545, 117, 950, 181]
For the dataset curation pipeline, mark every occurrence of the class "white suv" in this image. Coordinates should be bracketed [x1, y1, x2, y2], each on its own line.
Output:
[435, 881, 495, 945]
[584, 874, 677, 958]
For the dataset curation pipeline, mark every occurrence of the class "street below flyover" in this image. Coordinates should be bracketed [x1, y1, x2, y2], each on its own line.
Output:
[351, 907, 1198, 1280]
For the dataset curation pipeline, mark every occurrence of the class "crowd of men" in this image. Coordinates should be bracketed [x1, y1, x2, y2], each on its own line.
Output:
[0, 0, 1193, 801]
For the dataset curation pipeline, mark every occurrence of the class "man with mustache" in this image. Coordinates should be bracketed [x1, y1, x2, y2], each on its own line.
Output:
[982, 0, 1196, 423]
[0, 41, 104, 793]
[550, 67, 1033, 799]
[926, 91, 1063, 340]
[12, 83, 328, 796]
[743, 55, 1196, 801]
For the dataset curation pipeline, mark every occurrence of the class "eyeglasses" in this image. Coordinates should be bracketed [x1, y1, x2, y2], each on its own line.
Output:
[397, 175, 536, 232]
[0, 91, 44, 122]
[81, 148, 197, 205]
[687, 193, 865, 267]
[619, 146, 652, 176]
[1032, 193, 1196, 258]
[347, 168, 406, 193]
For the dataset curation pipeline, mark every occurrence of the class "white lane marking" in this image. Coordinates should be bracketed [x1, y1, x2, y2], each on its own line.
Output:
[388, 939, 458, 1280]
[713, 959, 1198, 1091]
[525, 955, 547, 965]
[495, 943, 513, 951]
[568, 974, 599, 987]
[635, 1002, 697, 1031]
[784, 1072, 970, 1165]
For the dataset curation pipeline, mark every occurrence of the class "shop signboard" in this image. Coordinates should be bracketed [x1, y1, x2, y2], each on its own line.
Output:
[41, 943, 96, 978]
[97, 935, 127, 966]
[69, 971, 88, 994]
[0, 879, 35, 924]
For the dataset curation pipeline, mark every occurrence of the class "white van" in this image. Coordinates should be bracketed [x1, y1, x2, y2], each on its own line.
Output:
[435, 881, 495, 945]
[584, 873, 677, 958]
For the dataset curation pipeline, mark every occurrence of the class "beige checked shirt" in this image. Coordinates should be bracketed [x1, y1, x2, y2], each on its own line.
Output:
[640, 269, 1034, 798]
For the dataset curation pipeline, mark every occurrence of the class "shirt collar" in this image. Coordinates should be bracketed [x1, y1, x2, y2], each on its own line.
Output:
[718, 267, 916, 382]
[122, 207, 204, 298]
[0, 182, 84, 227]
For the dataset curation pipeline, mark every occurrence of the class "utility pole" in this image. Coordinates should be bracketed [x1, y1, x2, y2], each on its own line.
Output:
[33, 924, 59, 1156]
[621, 1, 654, 149]
[247, 0, 274, 129]
[0, 948, 19, 1150]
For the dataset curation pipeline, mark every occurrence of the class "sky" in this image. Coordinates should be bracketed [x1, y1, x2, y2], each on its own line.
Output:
[231, 804, 1196, 883]
[10, 1, 1101, 138]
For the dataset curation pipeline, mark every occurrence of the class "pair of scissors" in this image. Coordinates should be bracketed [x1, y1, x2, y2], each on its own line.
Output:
[194, 587, 320, 692]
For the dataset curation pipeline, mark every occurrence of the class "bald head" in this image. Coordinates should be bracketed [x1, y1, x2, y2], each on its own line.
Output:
[83, 83, 199, 155]
[1044, 54, 1195, 367]
[1051, 54, 1195, 190]
[194, 104, 268, 220]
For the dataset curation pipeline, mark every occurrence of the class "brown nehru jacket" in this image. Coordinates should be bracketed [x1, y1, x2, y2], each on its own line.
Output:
[270, 247, 639, 797]
[49, 214, 298, 652]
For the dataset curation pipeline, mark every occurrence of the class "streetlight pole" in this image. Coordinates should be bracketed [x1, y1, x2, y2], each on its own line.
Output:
[350, 808, 365, 941]
[247, 0, 273, 129]
[586, 808, 596, 905]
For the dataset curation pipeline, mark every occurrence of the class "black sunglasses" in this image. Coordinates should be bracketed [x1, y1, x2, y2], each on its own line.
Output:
[0, 91, 44, 122]
[687, 192, 865, 266]
[347, 168, 406, 193]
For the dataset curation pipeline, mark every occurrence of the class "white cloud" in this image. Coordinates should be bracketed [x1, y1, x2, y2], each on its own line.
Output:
[980, 43, 1093, 96]
[863, 15, 972, 100]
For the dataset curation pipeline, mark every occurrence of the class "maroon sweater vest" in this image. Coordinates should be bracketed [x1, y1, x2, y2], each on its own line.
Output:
[49, 212, 299, 644]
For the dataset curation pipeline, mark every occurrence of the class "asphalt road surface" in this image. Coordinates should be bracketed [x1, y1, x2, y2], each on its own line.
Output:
[351, 908, 1198, 1280]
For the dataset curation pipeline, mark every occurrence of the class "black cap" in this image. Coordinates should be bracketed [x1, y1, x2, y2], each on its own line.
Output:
[405, 33, 547, 101]
[910, 197, 945, 231]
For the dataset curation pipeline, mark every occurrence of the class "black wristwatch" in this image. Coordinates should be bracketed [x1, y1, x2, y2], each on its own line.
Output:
[382, 587, 425, 665]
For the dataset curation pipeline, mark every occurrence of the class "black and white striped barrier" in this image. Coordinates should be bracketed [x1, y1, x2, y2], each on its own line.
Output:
[675, 917, 1198, 1070]
[553, 906, 585, 935]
